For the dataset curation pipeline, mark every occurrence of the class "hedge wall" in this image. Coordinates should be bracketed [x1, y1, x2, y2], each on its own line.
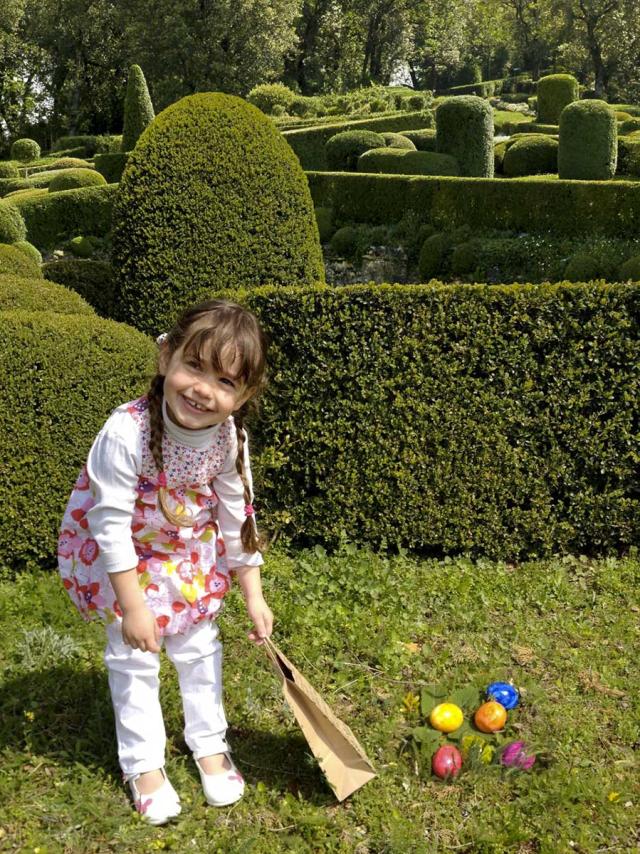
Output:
[1, 311, 155, 573]
[238, 283, 639, 560]
[282, 110, 434, 170]
[306, 171, 640, 237]
[11, 183, 117, 248]
[42, 259, 116, 317]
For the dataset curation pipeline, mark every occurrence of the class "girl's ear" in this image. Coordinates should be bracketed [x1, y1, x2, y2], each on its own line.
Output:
[158, 345, 170, 376]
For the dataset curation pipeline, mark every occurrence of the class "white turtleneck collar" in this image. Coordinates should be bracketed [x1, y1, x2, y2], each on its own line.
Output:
[162, 398, 224, 449]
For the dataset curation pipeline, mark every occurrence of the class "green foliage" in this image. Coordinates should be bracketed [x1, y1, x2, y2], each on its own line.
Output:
[616, 135, 640, 176]
[0, 311, 154, 572]
[67, 235, 99, 258]
[619, 118, 640, 134]
[48, 168, 107, 193]
[121, 64, 155, 152]
[357, 148, 459, 176]
[558, 100, 618, 180]
[325, 130, 386, 171]
[619, 255, 640, 280]
[52, 135, 122, 156]
[314, 206, 334, 242]
[47, 157, 92, 170]
[42, 259, 116, 318]
[10, 138, 40, 163]
[329, 225, 359, 259]
[0, 274, 93, 314]
[381, 132, 416, 150]
[113, 93, 324, 334]
[11, 184, 117, 248]
[401, 129, 437, 151]
[536, 74, 579, 124]
[0, 161, 19, 179]
[564, 252, 600, 281]
[247, 83, 297, 114]
[436, 96, 494, 177]
[0, 200, 26, 243]
[418, 232, 450, 279]
[13, 241, 42, 266]
[502, 135, 558, 177]
[450, 239, 481, 274]
[0, 243, 41, 278]
[94, 152, 129, 183]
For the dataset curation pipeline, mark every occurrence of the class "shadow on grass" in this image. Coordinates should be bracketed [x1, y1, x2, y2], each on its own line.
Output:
[0, 665, 333, 802]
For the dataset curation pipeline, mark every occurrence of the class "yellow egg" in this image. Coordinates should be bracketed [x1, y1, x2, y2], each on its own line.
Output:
[429, 702, 464, 733]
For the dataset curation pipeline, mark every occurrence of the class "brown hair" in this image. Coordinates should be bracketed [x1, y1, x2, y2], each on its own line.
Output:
[147, 299, 267, 552]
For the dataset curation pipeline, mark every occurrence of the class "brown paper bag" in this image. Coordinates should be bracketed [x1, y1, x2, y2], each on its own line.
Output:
[263, 637, 376, 801]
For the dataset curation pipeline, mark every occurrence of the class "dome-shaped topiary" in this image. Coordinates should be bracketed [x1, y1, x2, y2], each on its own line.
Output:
[401, 129, 437, 151]
[246, 83, 296, 115]
[564, 252, 600, 282]
[537, 74, 579, 124]
[450, 240, 481, 275]
[0, 200, 26, 243]
[357, 148, 459, 176]
[14, 241, 42, 266]
[326, 130, 387, 171]
[48, 157, 93, 170]
[418, 232, 450, 280]
[10, 138, 41, 163]
[381, 132, 416, 150]
[503, 135, 558, 176]
[112, 93, 324, 334]
[48, 168, 108, 193]
[121, 64, 155, 152]
[0, 161, 19, 179]
[0, 274, 93, 314]
[558, 100, 617, 180]
[329, 225, 359, 259]
[618, 255, 640, 281]
[0, 243, 42, 278]
[435, 96, 494, 177]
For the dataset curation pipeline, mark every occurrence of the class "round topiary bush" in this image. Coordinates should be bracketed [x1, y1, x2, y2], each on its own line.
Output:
[436, 96, 494, 177]
[0, 161, 19, 179]
[246, 83, 296, 115]
[503, 135, 558, 176]
[418, 232, 450, 280]
[0, 274, 93, 314]
[450, 240, 481, 275]
[326, 130, 387, 171]
[618, 255, 640, 281]
[48, 168, 108, 193]
[122, 64, 155, 152]
[0, 200, 26, 243]
[381, 132, 416, 150]
[112, 93, 324, 334]
[48, 157, 93, 170]
[357, 148, 459, 176]
[537, 74, 579, 124]
[401, 129, 437, 151]
[564, 252, 600, 281]
[329, 226, 359, 259]
[558, 100, 617, 180]
[10, 138, 41, 163]
[314, 206, 334, 242]
[14, 241, 42, 266]
[0, 310, 155, 573]
[0, 243, 42, 278]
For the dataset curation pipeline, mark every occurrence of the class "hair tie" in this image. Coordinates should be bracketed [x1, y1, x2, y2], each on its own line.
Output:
[157, 472, 167, 488]
[244, 504, 254, 517]
[156, 332, 168, 346]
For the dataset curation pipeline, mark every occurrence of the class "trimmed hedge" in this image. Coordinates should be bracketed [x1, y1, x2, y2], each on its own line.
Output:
[11, 184, 117, 248]
[0, 274, 94, 314]
[0, 178, 30, 197]
[42, 259, 116, 317]
[231, 283, 640, 559]
[618, 135, 640, 176]
[49, 168, 107, 193]
[0, 200, 26, 243]
[559, 100, 617, 180]
[326, 130, 386, 171]
[0, 311, 155, 573]
[307, 171, 640, 237]
[401, 129, 437, 151]
[52, 135, 122, 157]
[282, 111, 434, 170]
[122, 64, 155, 152]
[14, 241, 42, 265]
[537, 74, 579, 124]
[0, 243, 42, 278]
[503, 135, 558, 176]
[357, 148, 459, 176]
[94, 152, 130, 183]
[381, 132, 416, 150]
[113, 93, 324, 335]
[0, 162, 19, 179]
[436, 96, 494, 177]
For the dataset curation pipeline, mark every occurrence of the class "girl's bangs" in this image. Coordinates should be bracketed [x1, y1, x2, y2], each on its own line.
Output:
[181, 322, 264, 387]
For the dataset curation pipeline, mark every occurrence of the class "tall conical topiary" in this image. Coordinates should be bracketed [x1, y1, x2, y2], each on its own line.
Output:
[121, 64, 155, 152]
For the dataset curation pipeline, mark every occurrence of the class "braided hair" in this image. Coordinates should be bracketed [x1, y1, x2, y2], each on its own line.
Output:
[147, 300, 267, 551]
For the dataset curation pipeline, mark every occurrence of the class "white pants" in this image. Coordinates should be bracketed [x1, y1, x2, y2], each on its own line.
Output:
[104, 620, 229, 780]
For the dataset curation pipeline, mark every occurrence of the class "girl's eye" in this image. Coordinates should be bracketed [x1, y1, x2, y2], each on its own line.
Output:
[220, 377, 236, 388]
[186, 358, 201, 370]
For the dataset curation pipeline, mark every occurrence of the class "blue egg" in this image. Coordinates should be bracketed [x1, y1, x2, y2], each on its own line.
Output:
[486, 681, 519, 710]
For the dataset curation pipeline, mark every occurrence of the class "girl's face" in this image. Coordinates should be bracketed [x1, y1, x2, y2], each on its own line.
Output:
[159, 341, 250, 431]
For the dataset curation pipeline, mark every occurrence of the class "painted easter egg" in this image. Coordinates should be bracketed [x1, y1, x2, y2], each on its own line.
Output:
[474, 701, 507, 733]
[500, 741, 536, 770]
[429, 703, 464, 733]
[486, 681, 519, 710]
[432, 745, 463, 779]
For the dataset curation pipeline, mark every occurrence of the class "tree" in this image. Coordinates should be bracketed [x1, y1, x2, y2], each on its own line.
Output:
[121, 64, 154, 151]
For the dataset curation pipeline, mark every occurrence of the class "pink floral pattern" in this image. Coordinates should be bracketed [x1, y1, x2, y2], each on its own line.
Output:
[58, 396, 234, 635]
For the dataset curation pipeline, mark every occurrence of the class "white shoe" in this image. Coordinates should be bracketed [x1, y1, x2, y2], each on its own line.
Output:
[194, 753, 245, 807]
[128, 768, 181, 825]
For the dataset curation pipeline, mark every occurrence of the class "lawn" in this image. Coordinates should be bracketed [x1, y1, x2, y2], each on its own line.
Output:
[0, 544, 638, 853]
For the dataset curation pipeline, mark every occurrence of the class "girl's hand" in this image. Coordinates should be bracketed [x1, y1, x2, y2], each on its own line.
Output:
[245, 594, 273, 645]
[121, 604, 161, 653]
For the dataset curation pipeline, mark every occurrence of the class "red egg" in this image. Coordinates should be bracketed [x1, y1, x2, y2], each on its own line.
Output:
[431, 745, 463, 779]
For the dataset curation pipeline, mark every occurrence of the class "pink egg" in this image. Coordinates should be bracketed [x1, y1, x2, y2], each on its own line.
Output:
[501, 741, 536, 770]
[432, 745, 463, 779]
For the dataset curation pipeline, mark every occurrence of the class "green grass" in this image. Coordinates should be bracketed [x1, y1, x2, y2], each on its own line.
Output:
[1, 545, 639, 852]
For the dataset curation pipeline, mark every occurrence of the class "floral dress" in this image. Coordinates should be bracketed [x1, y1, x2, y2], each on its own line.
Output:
[58, 396, 238, 635]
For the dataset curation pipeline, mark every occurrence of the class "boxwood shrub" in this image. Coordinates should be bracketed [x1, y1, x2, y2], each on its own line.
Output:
[537, 74, 579, 124]
[42, 259, 116, 317]
[436, 96, 494, 177]
[400, 129, 437, 151]
[357, 149, 459, 176]
[0, 162, 19, 179]
[52, 135, 122, 157]
[0, 274, 93, 314]
[0, 200, 26, 243]
[48, 168, 107, 193]
[112, 92, 324, 335]
[503, 135, 558, 176]
[1, 311, 155, 573]
[122, 64, 155, 152]
[559, 100, 617, 180]
[11, 138, 40, 163]
[0, 243, 41, 278]
[381, 133, 416, 150]
[94, 152, 129, 183]
[230, 283, 640, 560]
[326, 130, 386, 170]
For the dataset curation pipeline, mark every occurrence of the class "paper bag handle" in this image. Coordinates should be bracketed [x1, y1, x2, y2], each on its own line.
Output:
[263, 637, 295, 682]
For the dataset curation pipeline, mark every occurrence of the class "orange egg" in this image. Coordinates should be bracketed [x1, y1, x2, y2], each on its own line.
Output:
[474, 701, 507, 733]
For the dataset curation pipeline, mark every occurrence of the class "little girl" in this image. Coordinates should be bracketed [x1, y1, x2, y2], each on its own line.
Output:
[58, 299, 273, 825]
